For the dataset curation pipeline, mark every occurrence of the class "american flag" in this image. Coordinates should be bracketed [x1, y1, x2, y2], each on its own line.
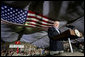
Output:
[1, 5, 54, 28]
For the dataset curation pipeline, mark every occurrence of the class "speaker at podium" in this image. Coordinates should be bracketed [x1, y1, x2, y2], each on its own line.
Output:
[53, 29, 83, 40]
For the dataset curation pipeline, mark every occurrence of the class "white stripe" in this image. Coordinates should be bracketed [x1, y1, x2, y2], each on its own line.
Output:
[41, 22, 48, 24]
[27, 18, 39, 21]
[26, 18, 53, 25]
[25, 22, 51, 27]
[28, 13, 36, 16]
[42, 24, 51, 27]
[28, 21, 52, 27]
[37, 15, 42, 19]
[27, 18, 52, 25]
[26, 22, 51, 27]
[40, 25, 51, 27]
[29, 22, 36, 24]
[42, 18, 49, 21]
[29, 20, 52, 25]
[41, 22, 53, 25]
[28, 13, 48, 21]
[28, 13, 54, 22]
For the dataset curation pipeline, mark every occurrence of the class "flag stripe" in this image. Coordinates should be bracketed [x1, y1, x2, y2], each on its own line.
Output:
[25, 10, 54, 28]
[28, 10, 53, 22]
[27, 13, 54, 23]
[27, 16, 54, 24]
[1, 5, 54, 29]
[26, 18, 53, 25]
[25, 22, 52, 27]
[26, 20, 53, 26]
[25, 23, 51, 28]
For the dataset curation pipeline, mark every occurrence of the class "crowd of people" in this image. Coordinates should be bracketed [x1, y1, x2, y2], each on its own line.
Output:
[1, 40, 84, 56]
[1, 42, 49, 56]
[63, 40, 84, 53]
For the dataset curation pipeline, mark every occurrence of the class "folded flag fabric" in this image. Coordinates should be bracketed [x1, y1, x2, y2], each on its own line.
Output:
[1, 5, 54, 28]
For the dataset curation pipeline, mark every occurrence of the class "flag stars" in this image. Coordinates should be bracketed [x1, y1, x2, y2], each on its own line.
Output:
[11, 20, 14, 22]
[18, 12, 20, 14]
[10, 15, 12, 17]
[24, 15, 26, 17]
[24, 18, 26, 19]
[22, 16, 24, 18]
[8, 13, 10, 15]
[1, 5, 27, 24]
[10, 12, 12, 14]
[13, 17, 14, 19]
[13, 10, 15, 12]
[19, 16, 21, 18]
[5, 17, 7, 18]
[21, 10, 23, 12]
[8, 16, 10, 18]
[13, 14, 15, 16]
[23, 12, 24, 14]
[8, 9, 10, 11]
[17, 15, 20, 17]
[15, 17, 17, 18]
[16, 9, 18, 11]
[25, 11, 27, 13]
[5, 14, 7, 16]
[10, 8, 13, 10]
[20, 14, 22, 16]
[2, 14, 4, 16]
[4, 6, 7, 8]
[5, 10, 7, 12]
[1, 7, 4, 9]
[2, 11, 4, 13]
[15, 13, 17, 15]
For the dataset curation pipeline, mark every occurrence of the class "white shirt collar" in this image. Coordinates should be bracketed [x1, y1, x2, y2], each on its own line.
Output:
[54, 27, 60, 34]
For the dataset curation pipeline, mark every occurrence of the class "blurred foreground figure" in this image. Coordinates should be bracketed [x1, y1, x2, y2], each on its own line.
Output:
[48, 21, 64, 55]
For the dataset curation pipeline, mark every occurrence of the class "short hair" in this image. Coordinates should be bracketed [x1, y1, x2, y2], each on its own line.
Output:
[54, 21, 60, 25]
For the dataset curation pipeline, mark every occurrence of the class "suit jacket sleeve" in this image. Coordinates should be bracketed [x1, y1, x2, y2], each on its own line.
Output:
[48, 27, 59, 40]
[48, 27, 66, 40]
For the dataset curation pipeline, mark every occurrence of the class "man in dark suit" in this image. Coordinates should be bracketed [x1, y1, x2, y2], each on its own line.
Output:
[48, 21, 64, 55]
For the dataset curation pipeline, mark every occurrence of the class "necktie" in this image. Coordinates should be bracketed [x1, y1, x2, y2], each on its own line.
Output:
[57, 29, 60, 34]
[55, 27, 60, 34]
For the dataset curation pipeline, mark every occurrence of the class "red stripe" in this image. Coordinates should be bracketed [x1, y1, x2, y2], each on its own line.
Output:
[27, 16, 53, 24]
[27, 23, 52, 27]
[42, 24, 52, 26]
[26, 20, 53, 26]
[29, 23, 36, 26]
[26, 19, 53, 25]
[26, 20, 37, 22]
[28, 11, 35, 14]
[28, 11, 54, 22]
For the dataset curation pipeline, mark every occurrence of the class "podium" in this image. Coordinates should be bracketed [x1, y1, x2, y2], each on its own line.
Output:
[53, 29, 83, 53]
[53, 29, 83, 40]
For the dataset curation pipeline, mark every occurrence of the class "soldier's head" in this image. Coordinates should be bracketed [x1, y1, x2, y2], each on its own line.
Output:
[53, 21, 60, 28]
